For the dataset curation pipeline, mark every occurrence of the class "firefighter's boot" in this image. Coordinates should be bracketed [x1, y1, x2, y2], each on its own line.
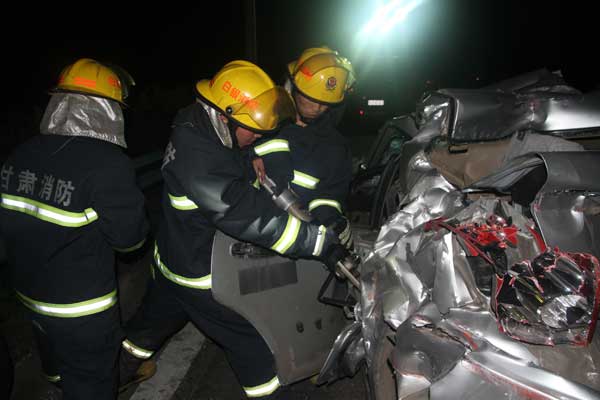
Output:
[118, 349, 156, 392]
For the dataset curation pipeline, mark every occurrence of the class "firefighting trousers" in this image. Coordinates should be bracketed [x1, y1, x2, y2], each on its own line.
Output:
[124, 265, 278, 395]
[28, 304, 122, 400]
[0, 334, 13, 399]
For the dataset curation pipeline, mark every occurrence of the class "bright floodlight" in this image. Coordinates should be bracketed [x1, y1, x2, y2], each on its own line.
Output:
[361, 0, 427, 36]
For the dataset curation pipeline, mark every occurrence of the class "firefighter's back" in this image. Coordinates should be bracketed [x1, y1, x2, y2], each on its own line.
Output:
[1, 134, 137, 309]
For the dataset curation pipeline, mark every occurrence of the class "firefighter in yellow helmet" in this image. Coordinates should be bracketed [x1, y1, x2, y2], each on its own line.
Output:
[0, 58, 149, 399]
[119, 60, 349, 398]
[286, 46, 356, 122]
[252, 47, 356, 250]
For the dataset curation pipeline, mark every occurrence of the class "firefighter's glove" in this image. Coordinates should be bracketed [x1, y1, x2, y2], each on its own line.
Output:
[329, 216, 354, 251]
[321, 243, 350, 274]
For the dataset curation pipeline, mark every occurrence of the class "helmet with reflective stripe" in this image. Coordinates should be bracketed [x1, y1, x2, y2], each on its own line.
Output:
[287, 46, 356, 105]
[195, 60, 295, 133]
[52, 58, 134, 105]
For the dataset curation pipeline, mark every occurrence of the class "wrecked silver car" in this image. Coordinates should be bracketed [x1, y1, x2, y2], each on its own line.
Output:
[321, 69, 600, 399]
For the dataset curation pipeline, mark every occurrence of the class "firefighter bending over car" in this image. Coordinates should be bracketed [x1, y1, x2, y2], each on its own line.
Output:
[119, 60, 349, 399]
[252, 46, 356, 250]
[0, 58, 149, 399]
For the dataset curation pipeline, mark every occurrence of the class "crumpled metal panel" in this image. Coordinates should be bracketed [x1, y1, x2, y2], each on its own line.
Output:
[500, 132, 584, 164]
[374, 170, 463, 256]
[469, 151, 600, 257]
[481, 68, 579, 94]
[524, 332, 600, 390]
[317, 321, 364, 385]
[364, 193, 600, 399]
[534, 191, 600, 256]
[444, 89, 600, 143]
[40, 93, 126, 148]
[413, 69, 600, 145]
[536, 151, 600, 193]
[335, 71, 600, 396]
[428, 346, 600, 400]
[391, 294, 600, 399]
[467, 153, 544, 193]
[415, 92, 451, 140]
[356, 161, 465, 363]
[404, 150, 438, 202]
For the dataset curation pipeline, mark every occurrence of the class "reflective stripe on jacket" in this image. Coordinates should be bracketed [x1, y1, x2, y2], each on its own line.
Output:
[154, 103, 334, 282]
[253, 119, 353, 226]
[0, 135, 149, 307]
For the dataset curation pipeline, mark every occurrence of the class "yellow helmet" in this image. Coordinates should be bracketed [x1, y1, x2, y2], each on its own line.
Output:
[287, 46, 356, 105]
[53, 58, 134, 105]
[196, 60, 296, 132]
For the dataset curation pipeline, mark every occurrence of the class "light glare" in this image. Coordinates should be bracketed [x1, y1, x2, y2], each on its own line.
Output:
[361, 0, 428, 36]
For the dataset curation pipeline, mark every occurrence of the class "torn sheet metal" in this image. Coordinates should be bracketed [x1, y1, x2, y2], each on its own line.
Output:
[393, 303, 600, 399]
[329, 70, 600, 397]
[414, 69, 600, 145]
[317, 321, 364, 385]
[470, 151, 600, 256]
[374, 168, 463, 256]
[531, 152, 600, 258]
[415, 92, 452, 141]
[361, 193, 600, 399]
[441, 89, 600, 143]
[493, 249, 600, 346]
[481, 68, 579, 94]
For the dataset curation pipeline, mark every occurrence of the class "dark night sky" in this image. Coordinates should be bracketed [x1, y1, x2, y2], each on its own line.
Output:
[1, 0, 596, 116]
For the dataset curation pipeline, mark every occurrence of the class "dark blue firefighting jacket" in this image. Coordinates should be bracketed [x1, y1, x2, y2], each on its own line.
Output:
[253, 108, 353, 227]
[0, 135, 149, 317]
[152, 102, 336, 290]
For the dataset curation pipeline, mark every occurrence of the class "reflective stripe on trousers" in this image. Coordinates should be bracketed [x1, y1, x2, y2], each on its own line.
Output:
[243, 375, 281, 398]
[153, 243, 212, 289]
[122, 339, 154, 359]
[45, 373, 61, 383]
[16, 290, 117, 318]
[1, 193, 98, 227]
[168, 193, 198, 210]
[114, 238, 147, 253]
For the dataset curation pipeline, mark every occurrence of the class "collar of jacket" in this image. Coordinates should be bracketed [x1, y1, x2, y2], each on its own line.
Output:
[172, 101, 234, 149]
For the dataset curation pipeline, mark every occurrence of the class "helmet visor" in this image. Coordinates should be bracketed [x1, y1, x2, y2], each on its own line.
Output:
[227, 86, 296, 132]
[338, 56, 357, 90]
[294, 53, 355, 90]
[102, 62, 136, 101]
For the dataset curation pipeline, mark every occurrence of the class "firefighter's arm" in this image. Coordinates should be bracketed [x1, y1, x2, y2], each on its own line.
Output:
[309, 151, 352, 227]
[310, 180, 354, 251]
[310, 147, 354, 249]
[252, 137, 294, 190]
[91, 156, 150, 254]
[165, 129, 331, 259]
